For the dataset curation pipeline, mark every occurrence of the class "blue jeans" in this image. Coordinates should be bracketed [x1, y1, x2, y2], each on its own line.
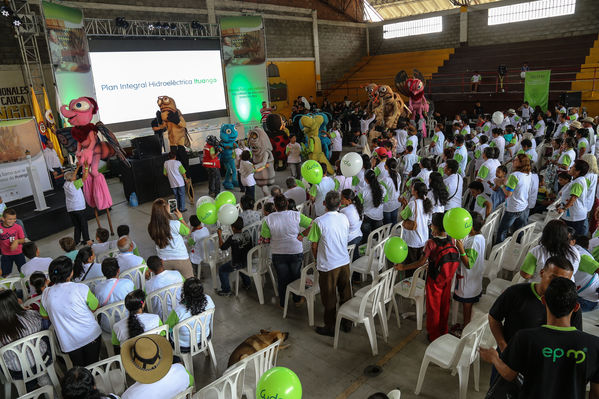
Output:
[491, 189, 506, 210]
[172, 185, 186, 211]
[218, 261, 250, 293]
[1, 253, 26, 276]
[577, 296, 598, 312]
[565, 219, 588, 236]
[348, 236, 362, 261]
[495, 209, 529, 244]
[383, 209, 399, 226]
[272, 253, 303, 307]
[245, 185, 255, 201]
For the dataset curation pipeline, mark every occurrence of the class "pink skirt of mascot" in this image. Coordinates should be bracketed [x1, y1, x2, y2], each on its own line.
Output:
[395, 69, 430, 137]
[60, 97, 129, 234]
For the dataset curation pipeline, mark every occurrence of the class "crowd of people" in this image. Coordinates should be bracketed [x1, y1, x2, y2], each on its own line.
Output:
[1, 93, 599, 398]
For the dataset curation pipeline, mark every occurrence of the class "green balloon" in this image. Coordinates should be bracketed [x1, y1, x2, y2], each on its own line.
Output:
[257, 367, 302, 399]
[215, 191, 236, 209]
[443, 207, 473, 239]
[196, 202, 217, 225]
[384, 236, 409, 263]
[301, 160, 323, 184]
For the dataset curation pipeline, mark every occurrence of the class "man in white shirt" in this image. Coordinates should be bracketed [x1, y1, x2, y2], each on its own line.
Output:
[21, 242, 52, 276]
[582, 117, 596, 155]
[395, 122, 408, 155]
[444, 160, 463, 210]
[520, 101, 531, 121]
[310, 164, 336, 217]
[284, 177, 307, 207]
[429, 123, 445, 156]
[491, 128, 506, 161]
[553, 113, 569, 139]
[145, 256, 184, 321]
[471, 71, 481, 92]
[43, 141, 62, 181]
[308, 191, 351, 336]
[163, 151, 189, 212]
[116, 236, 145, 272]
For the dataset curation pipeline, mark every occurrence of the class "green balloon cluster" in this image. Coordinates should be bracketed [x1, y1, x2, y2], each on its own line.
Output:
[257, 367, 302, 399]
[196, 191, 237, 225]
[384, 236, 408, 263]
[443, 207, 473, 239]
[301, 160, 323, 185]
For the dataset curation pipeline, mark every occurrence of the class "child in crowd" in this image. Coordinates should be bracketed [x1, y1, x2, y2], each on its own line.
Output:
[468, 181, 492, 220]
[263, 202, 275, 217]
[73, 246, 103, 282]
[116, 224, 140, 256]
[0, 196, 5, 215]
[406, 125, 418, 152]
[530, 174, 554, 215]
[59, 236, 78, 261]
[285, 135, 302, 179]
[163, 151, 189, 212]
[93, 258, 134, 332]
[216, 217, 252, 296]
[28, 271, 49, 313]
[188, 215, 210, 274]
[234, 140, 247, 192]
[490, 165, 508, 210]
[401, 145, 418, 181]
[63, 165, 90, 246]
[0, 208, 26, 276]
[519, 138, 537, 163]
[21, 241, 52, 277]
[92, 228, 116, 262]
[145, 255, 184, 321]
[330, 124, 343, 164]
[239, 195, 261, 227]
[556, 171, 572, 198]
[453, 213, 486, 331]
[239, 150, 256, 200]
[112, 289, 163, 346]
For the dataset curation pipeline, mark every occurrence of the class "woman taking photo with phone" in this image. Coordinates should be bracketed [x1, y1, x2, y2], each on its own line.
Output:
[148, 198, 193, 278]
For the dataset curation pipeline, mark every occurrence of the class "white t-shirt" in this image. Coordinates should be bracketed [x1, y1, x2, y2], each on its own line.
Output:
[239, 160, 256, 187]
[189, 228, 210, 264]
[360, 184, 387, 221]
[309, 211, 350, 272]
[263, 210, 309, 254]
[41, 282, 102, 352]
[43, 148, 61, 171]
[115, 252, 145, 273]
[454, 146, 468, 177]
[558, 148, 576, 170]
[75, 262, 104, 281]
[481, 122, 492, 137]
[112, 312, 161, 345]
[145, 270, 184, 320]
[121, 363, 191, 399]
[92, 241, 117, 260]
[156, 220, 189, 261]
[560, 176, 588, 222]
[476, 158, 500, 196]
[444, 174, 463, 210]
[64, 179, 86, 212]
[427, 190, 445, 214]
[416, 169, 431, 188]
[395, 129, 407, 154]
[313, 176, 336, 217]
[286, 143, 301, 163]
[534, 120, 546, 138]
[431, 130, 444, 155]
[331, 130, 342, 151]
[528, 173, 539, 210]
[491, 136, 505, 161]
[285, 186, 307, 206]
[400, 199, 429, 248]
[21, 257, 52, 276]
[407, 135, 418, 152]
[473, 193, 491, 219]
[522, 244, 580, 283]
[340, 204, 362, 242]
[584, 173, 598, 212]
[380, 175, 400, 213]
[455, 234, 486, 299]
[164, 159, 185, 188]
[505, 171, 532, 212]
[574, 245, 599, 302]
[334, 175, 353, 192]
[402, 153, 418, 175]
[93, 278, 134, 331]
[168, 297, 215, 348]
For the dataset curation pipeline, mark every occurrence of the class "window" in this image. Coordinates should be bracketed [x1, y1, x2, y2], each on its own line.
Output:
[383, 16, 442, 39]
[488, 0, 576, 25]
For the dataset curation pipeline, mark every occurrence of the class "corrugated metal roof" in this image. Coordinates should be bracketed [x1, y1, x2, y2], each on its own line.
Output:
[371, 0, 503, 20]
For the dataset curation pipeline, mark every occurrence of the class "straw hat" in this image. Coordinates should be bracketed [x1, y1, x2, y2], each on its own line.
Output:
[582, 117, 594, 124]
[569, 120, 582, 130]
[507, 109, 516, 114]
[121, 335, 173, 384]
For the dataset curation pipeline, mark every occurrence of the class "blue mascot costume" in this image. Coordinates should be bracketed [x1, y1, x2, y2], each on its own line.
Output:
[219, 123, 238, 190]
[316, 112, 332, 160]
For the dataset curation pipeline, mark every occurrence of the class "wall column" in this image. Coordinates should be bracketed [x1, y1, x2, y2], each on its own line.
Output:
[459, 6, 468, 44]
[312, 10, 321, 91]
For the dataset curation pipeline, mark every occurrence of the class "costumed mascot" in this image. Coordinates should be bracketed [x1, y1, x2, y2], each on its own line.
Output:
[219, 124, 238, 190]
[362, 83, 384, 123]
[367, 84, 405, 147]
[315, 112, 332, 160]
[300, 114, 333, 174]
[59, 97, 130, 234]
[264, 113, 290, 171]
[155, 96, 191, 167]
[247, 127, 275, 195]
[395, 69, 430, 137]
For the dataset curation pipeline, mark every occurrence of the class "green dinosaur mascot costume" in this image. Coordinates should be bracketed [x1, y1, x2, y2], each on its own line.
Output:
[301, 114, 333, 175]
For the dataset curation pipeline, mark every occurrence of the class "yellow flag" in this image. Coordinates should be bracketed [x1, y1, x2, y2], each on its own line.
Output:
[42, 86, 64, 163]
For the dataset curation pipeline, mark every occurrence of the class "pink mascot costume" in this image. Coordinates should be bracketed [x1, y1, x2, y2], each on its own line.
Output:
[60, 97, 129, 234]
[395, 69, 430, 137]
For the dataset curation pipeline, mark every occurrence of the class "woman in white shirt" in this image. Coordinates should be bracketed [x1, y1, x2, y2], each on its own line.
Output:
[380, 158, 401, 225]
[443, 160, 463, 210]
[359, 170, 387, 242]
[399, 181, 432, 267]
[41, 256, 102, 366]
[416, 158, 434, 188]
[112, 289, 162, 346]
[427, 172, 449, 213]
[582, 154, 599, 232]
[73, 246, 103, 282]
[340, 189, 363, 259]
[147, 198, 193, 279]
[558, 159, 590, 236]
[476, 146, 501, 197]
[557, 137, 577, 172]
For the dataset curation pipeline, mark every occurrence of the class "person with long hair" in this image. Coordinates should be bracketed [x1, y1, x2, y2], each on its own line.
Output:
[520, 220, 580, 283]
[147, 198, 193, 279]
[557, 136, 577, 172]
[399, 181, 433, 270]
[558, 159, 590, 235]
[62, 366, 118, 399]
[166, 277, 214, 350]
[340, 189, 363, 259]
[359, 169, 387, 242]
[443, 160, 463, 210]
[42, 256, 102, 366]
[476, 146, 501, 197]
[380, 158, 401, 225]
[111, 289, 162, 346]
[495, 154, 533, 243]
[416, 158, 435, 188]
[427, 172, 449, 213]
[73, 246, 103, 282]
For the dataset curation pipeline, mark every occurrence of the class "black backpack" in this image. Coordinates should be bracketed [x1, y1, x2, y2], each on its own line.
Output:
[427, 237, 460, 282]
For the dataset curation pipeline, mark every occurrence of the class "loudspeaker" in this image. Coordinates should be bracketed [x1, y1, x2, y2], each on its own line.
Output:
[131, 135, 161, 159]
[560, 92, 581, 108]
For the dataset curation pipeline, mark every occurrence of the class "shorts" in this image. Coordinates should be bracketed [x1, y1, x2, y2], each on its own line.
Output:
[453, 292, 482, 303]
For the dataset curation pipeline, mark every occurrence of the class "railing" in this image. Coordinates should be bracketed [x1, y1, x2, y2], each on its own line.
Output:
[321, 65, 599, 100]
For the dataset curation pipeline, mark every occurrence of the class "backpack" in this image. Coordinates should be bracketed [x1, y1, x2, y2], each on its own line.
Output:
[427, 237, 460, 282]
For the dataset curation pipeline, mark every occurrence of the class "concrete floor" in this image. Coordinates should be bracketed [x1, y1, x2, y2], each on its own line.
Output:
[31, 155, 492, 399]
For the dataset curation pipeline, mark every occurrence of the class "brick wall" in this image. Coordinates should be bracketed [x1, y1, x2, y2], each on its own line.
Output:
[318, 24, 367, 84]
[264, 19, 314, 58]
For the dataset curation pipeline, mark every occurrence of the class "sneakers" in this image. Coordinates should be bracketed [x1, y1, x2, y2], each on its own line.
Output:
[217, 290, 232, 297]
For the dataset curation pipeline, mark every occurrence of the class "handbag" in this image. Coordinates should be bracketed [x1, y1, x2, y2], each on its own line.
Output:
[402, 199, 418, 231]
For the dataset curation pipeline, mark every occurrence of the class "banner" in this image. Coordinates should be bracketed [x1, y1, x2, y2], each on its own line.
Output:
[220, 16, 268, 126]
[0, 119, 52, 202]
[41, 1, 96, 123]
[524, 70, 551, 112]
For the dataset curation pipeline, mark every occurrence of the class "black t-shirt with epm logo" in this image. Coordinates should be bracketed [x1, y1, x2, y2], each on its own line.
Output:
[489, 283, 582, 344]
[220, 231, 253, 268]
[502, 326, 599, 399]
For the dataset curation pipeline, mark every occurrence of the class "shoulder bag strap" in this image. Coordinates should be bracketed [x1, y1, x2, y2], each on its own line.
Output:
[447, 174, 461, 201]
[102, 279, 120, 306]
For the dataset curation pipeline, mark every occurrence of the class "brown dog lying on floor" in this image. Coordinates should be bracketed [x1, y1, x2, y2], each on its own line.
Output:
[227, 330, 289, 367]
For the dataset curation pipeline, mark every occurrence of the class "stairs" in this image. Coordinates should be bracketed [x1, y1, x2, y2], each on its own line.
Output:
[572, 35, 599, 116]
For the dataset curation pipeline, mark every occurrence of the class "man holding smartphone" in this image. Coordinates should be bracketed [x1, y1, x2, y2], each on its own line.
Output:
[163, 151, 190, 212]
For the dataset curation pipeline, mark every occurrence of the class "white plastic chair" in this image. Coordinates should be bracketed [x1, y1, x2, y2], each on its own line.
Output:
[501, 222, 537, 271]
[351, 238, 388, 282]
[86, 355, 127, 395]
[392, 264, 427, 330]
[242, 221, 262, 245]
[414, 313, 489, 399]
[481, 239, 510, 283]
[355, 260, 399, 333]
[172, 308, 217, 378]
[234, 245, 278, 305]
[283, 262, 319, 326]
[94, 300, 128, 357]
[139, 324, 170, 340]
[194, 363, 246, 399]
[203, 233, 230, 290]
[234, 339, 280, 399]
[173, 386, 194, 399]
[16, 385, 54, 399]
[119, 264, 146, 290]
[23, 296, 42, 310]
[387, 389, 401, 399]
[334, 280, 385, 356]
[146, 282, 183, 322]
[48, 326, 73, 371]
[81, 276, 106, 292]
[0, 330, 60, 397]
[480, 211, 500, 258]
[254, 197, 270, 211]
[0, 276, 23, 291]
[347, 244, 356, 296]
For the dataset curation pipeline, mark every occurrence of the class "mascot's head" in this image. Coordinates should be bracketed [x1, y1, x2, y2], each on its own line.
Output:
[205, 135, 220, 147]
[248, 127, 272, 152]
[376, 85, 396, 101]
[157, 96, 177, 112]
[60, 97, 98, 126]
[407, 78, 424, 96]
[362, 83, 379, 101]
[300, 115, 324, 138]
[219, 124, 238, 143]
